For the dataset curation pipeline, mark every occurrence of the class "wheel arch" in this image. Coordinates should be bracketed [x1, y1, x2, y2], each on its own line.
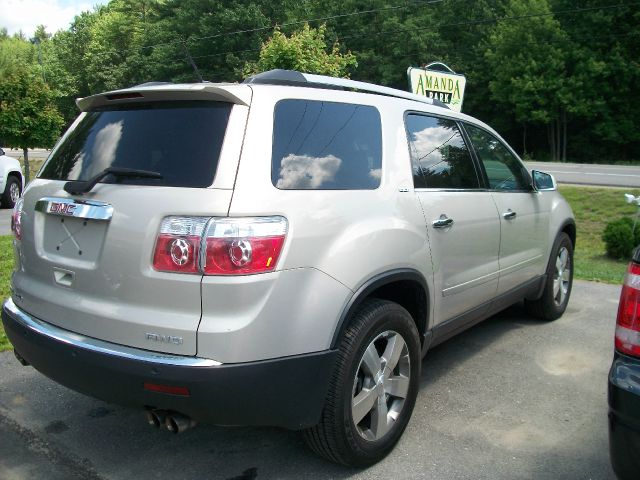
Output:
[541, 219, 576, 274]
[7, 170, 23, 187]
[560, 219, 576, 248]
[330, 269, 430, 350]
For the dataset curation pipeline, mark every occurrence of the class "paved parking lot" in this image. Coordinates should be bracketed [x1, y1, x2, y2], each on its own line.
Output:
[0, 280, 620, 479]
[0, 209, 12, 235]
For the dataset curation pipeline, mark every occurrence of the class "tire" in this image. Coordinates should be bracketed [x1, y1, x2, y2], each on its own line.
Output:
[526, 232, 573, 321]
[2, 176, 21, 209]
[303, 299, 421, 467]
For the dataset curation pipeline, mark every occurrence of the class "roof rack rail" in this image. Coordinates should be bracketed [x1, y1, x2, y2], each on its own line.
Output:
[243, 69, 449, 109]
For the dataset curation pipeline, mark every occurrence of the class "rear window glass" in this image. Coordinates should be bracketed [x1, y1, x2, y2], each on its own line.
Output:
[39, 101, 232, 188]
[271, 99, 382, 190]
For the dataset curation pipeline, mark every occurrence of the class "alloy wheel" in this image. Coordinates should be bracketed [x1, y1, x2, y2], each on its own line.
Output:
[9, 182, 20, 204]
[553, 246, 571, 306]
[351, 330, 411, 441]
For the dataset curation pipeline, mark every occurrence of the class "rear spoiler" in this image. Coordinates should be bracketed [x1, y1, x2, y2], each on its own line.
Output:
[76, 83, 252, 111]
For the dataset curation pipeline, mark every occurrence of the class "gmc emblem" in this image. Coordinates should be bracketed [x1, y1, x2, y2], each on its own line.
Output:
[48, 202, 77, 216]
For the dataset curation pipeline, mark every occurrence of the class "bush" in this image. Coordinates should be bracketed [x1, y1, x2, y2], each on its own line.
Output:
[603, 217, 640, 260]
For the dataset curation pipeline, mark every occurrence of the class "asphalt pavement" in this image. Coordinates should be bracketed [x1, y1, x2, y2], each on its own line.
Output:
[525, 161, 640, 188]
[2, 148, 50, 162]
[0, 280, 620, 479]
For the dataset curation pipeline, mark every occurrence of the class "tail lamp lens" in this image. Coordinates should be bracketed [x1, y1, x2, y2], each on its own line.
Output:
[11, 197, 24, 240]
[203, 217, 287, 275]
[152, 217, 209, 274]
[152, 216, 287, 275]
[615, 262, 640, 357]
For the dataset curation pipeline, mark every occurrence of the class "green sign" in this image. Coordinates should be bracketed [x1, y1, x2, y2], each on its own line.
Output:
[407, 66, 466, 112]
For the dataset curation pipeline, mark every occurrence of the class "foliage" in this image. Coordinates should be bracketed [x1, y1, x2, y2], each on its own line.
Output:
[0, 0, 637, 163]
[603, 217, 640, 260]
[151, 0, 270, 83]
[243, 23, 356, 78]
[484, 0, 570, 160]
[0, 69, 64, 181]
[0, 36, 36, 76]
[485, 0, 566, 125]
[0, 235, 14, 351]
[551, 0, 640, 161]
[559, 186, 640, 283]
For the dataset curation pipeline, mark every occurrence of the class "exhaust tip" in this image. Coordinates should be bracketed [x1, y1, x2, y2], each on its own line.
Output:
[146, 409, 167, 428]
[164, 413, 196, 434]
[166, 416, 179, 433]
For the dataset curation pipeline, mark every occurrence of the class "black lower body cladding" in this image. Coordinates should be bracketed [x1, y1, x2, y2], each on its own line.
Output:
[2, 299, 337, 430]
[608, 353, 640, 480]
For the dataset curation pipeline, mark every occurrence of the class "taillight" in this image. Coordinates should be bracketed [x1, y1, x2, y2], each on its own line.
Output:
[152, 217, 209, 274]
[203, 217, 287, 275]
[11, 197, 24, 240]
[615, 262, 640, 357]
[152, 216, 287, 276]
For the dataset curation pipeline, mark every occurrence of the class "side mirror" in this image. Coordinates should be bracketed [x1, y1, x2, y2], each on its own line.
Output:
[0, 148, 4, 156]
[532, 170, 556, 191]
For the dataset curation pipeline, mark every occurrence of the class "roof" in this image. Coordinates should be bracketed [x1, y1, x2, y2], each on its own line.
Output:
[243, 69, 449, 109]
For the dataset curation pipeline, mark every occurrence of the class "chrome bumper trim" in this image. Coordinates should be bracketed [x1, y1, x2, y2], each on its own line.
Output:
[3, 298, 222, 367]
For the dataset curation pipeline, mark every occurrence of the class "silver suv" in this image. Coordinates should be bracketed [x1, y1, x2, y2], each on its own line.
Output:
[2, 70, 575, 466]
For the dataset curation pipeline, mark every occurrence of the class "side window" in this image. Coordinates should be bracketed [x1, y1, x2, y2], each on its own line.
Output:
[405, 114, 479, 189]
[465, 124, 530, 191]
[271, 99, 382, 190]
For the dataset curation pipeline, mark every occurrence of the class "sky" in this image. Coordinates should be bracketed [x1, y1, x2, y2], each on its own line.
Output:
[0, 0, 108, 37]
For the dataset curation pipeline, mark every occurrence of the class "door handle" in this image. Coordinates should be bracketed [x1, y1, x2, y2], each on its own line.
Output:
[503, 209, 517, 220]
[432, 215, 454, 229]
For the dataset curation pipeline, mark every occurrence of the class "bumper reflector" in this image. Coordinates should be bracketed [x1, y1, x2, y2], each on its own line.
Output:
[144, 382, 190, 397]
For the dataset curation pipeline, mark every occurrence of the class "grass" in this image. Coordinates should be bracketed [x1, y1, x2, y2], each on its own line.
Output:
[0, 186, 636, 352]
[0, 236, 14, 351]
[559, 185, 640, 284]
[23, 157, 45, 181]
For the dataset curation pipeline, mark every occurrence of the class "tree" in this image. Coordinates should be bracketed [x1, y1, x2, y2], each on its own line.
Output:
[551, 0, 640, 163]
[5, 0, 635, 164]
[83, 4, 147, 92]
[150, 0, 271, 83]
[244, 23, 356, 78]
[0, 35, 36, 76]
[484, 0, 569, 161]
[48, 10, 101, 123]
[0, 70, 64, 182]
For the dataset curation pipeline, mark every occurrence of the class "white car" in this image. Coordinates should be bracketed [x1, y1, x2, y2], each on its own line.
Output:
[0, 148, 24, 208]
[2, 71, 575, 466]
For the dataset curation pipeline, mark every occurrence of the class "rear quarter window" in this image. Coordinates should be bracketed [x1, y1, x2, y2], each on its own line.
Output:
[39, 101, 232, 188]
[271, 99, 382, 190]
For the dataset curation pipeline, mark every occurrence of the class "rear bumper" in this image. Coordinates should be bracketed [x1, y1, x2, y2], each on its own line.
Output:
[608, 352, 640, 480]
[2, 298, 337, 430]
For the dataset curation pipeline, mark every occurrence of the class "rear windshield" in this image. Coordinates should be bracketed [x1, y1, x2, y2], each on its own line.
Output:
[39, 101, 232, 188]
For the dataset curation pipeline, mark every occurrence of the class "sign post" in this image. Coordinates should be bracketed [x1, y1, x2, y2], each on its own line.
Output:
[407, 62, 466, 112]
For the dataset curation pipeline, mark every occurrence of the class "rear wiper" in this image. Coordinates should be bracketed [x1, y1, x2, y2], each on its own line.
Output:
[64, 167, 163, 195]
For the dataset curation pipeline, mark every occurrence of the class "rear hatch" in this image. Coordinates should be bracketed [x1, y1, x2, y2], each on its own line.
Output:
[12, 85, 251, 356]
